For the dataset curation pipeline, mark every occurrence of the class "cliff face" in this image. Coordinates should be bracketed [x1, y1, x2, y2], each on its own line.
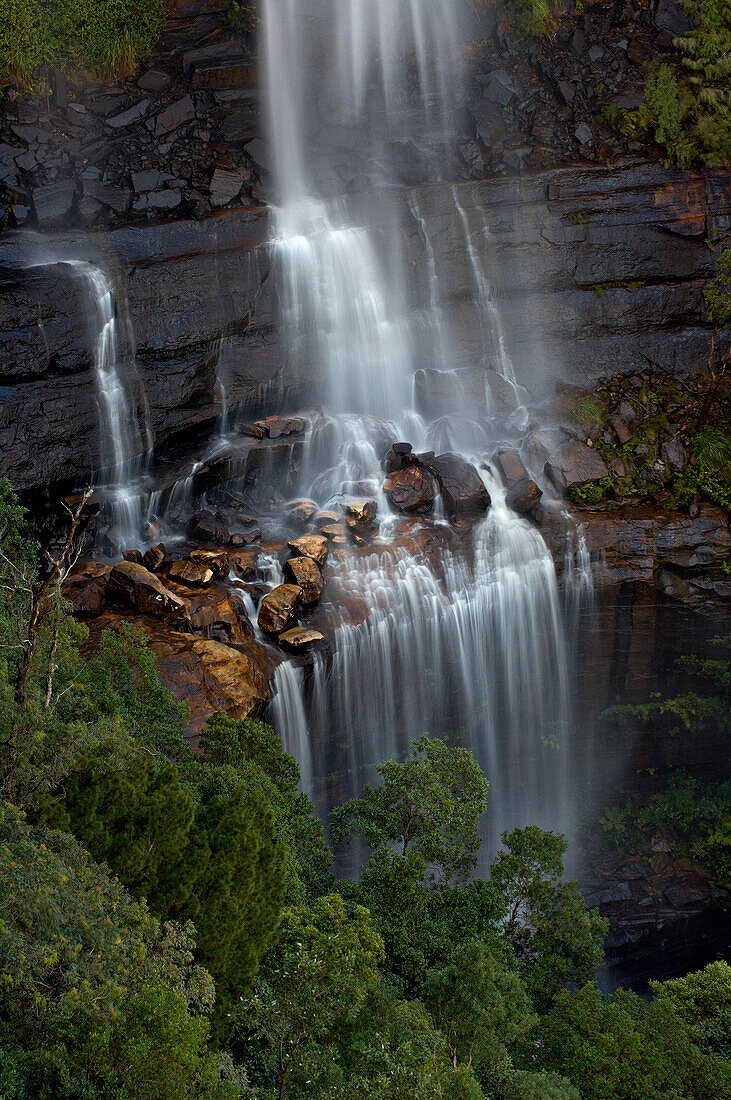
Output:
[1, 160, 729, 490]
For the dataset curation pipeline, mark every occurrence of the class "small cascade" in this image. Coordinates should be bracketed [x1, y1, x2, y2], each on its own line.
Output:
[269, 662, 313, 796]
[64, 261, 151, 546]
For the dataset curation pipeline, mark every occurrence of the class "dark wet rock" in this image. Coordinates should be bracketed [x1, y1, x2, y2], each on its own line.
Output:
[545, 440, 609, 493]
[260, 415, 306, 438]
[83, 180, 131, 214]
[137, 68, 171, 93]
[279, 627, 326, 652]
[168, 558, 214, 587]
[155, 96, 195, 137]
[209, 166, 246, 207]
[32, 180, 76, 229]
[383, 442, 415, 474]
[492, 448, 528, 487]
[342, 499, 379, 544]
[230, 550, 259, 580]
[284, 498, 318, 527]
[258, 583, 302, 634]
[611, 414, 633, 445]
[383, 465, 437, 514]
[190, 548, 229, 578]
[123, 549, 144, 564]
[107, 99, 149, 130]
[109, 560, 186, 618]
[283, 556, 323, 605]
[287, 534, 329, 566]
[314, 510, 341, 530]
[143, 543, 166, 572]
[64, 571, 106, 616]
[426, 453, 491, 515]
[661, 436, 688, 473]
[187, 509, 230, 545]
[506, 476, 543, 516]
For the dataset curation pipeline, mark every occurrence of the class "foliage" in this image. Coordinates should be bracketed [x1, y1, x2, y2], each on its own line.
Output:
[638, 64, 696, 168]
[567, 476, 612, 505]
[489, 826, 608, 1011]
[598, 771, 731, 884]
[534, 978, 730, 1099]
[621, 4, 731, 166]
[225, 1, 258, 35]
[0, 803, 243, 1099]
[704, 247, 731, 327]
[471, 0, 555, 37]
[331, 734, 488, 884]
[0, 0, 164, 82]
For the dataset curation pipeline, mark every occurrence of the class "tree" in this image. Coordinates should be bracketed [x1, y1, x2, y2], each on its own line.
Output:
[533, 981, 729, 1100]
[200, 715, 332, 902]
[653, 961, 731, 1058]
[489, 827, 607, 1011]
[423, 939, 535, 1077]
[331, 735, 488, 884]
[0, 803, 243, 1099]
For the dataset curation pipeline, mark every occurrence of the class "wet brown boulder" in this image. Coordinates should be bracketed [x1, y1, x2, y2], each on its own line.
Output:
[492, 448, 529, 488]
[190, 548, 229, 578]
[187, 509, 230, 545]
[144, 629, 269, 735]
[284, 498, 318, 526]
[383, 466, 437, 514]
[278, 627, 326, 652]
[168, 559, 215, 588]
[283, 556, 324, 605]
[506, 477, 543, 516]
[426, 453, 490, 515]
[64, 568, 107, 617]
[258, 583, 302, 634]
[288, 534, 329, 566]
[109, 561, 186, 618]
[383, 442, 415, 474]
[143, 543, 166, 572]
[321, 522, 347, 540]
[123, 549, 144, 565]
[230, 551, 259, 581]
[343, 498, 379, 544]
[545, 440, 609, 494]
[314, 510, 341, 530]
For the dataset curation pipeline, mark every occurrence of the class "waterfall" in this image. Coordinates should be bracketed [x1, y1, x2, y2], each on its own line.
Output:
[261, 0, 588, 846]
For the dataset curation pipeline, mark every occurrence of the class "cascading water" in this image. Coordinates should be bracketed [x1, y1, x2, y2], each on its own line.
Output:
[261, 0, 591, 844]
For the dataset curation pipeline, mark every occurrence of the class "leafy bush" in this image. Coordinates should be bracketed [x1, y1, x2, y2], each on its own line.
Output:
[0, 0, 164, 82]
[638, 64, 695, 168]
[469, 0, 555, 37]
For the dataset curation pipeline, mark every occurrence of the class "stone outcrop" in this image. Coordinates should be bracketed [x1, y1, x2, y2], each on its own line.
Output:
[424, 453, 491, 515]
[383, 465, 437, 514]
[283, 556, 323, 606]
[258, 583, 302, 635]
[108, 560, 186, 618]
[545, 440, 609, 493]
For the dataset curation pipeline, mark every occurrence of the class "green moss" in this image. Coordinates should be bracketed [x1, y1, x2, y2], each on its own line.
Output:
[568, 477, 612, 505]
[0, 0, 164, 82]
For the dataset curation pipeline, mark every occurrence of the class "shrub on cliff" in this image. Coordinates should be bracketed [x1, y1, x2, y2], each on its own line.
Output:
[0, 0, 164, 83]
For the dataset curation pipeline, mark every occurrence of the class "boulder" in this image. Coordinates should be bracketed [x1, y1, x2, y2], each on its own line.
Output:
[145, 629, 269, 735]
[32, 180, 76, 230]
[143, 543, 166, 572]
[321, 522, 347, 540]
[661, 436, 688, 473]
[64, 573, 106, 616]
[383, 442, 415, 474]
[545, 441, 609, 494]
[123, 549, 144, 564]
[278, 627, 326, 652]
[426, 453, 490, 515]
[155, 96, 195, 137]
[492, 448, 529, 488]
[524, 428, 564, 470]
[187, 509, 230, 545]
[258, 584, 302, 634]
[314, 510, 341, 530]
[287, 534, 329, 566]
[230, 551, 259, 580]
[506, 477, 543, 516]
[109, 561, 186, 618]
[168, 559, 214, 587]
[190, 548, 229, 578]
[383, 465, 437, 514]
[342, 498, 379, 544]
[283, 556, 323, 605]
[611, 415, 633, 445]
[284, 498, 318, 526]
